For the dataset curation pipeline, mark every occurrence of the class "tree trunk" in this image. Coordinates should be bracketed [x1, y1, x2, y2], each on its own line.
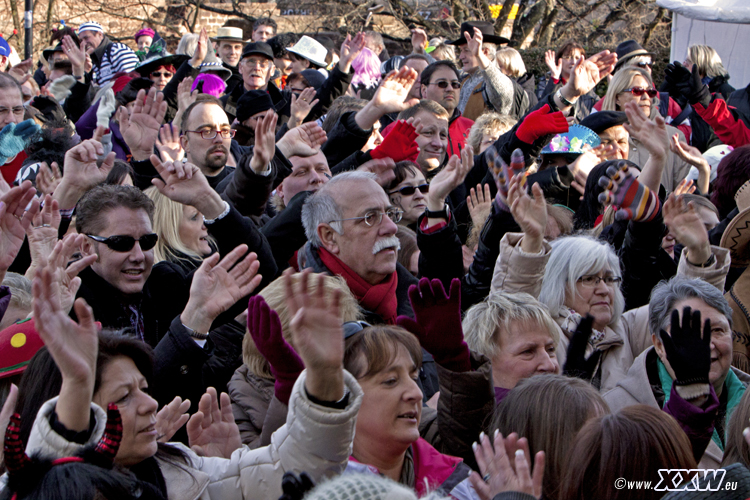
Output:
[534, 1, 557, 47]
[511, 0, 546, 47]
[45, 0, 55, 37]
[494, 0, 516, 37]
[7, 0, 21, 40]
[642, 7, 665, 46]
[586, 0, 637, 45]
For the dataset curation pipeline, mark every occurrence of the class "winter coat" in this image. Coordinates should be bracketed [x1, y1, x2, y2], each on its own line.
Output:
[604, 347, 750, 468]
[694, 96, 750, 148]
[23, 371, 364, 500]
[228, 365, 276, 448]
[490, 233, 731, 391]
[727, 82, 750, 129]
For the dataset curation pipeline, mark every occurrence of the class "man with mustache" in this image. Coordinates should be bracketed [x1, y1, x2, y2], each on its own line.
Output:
[300, 170, 439, 397]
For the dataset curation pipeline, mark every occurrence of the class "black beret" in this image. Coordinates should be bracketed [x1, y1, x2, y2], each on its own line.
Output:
[579, 111, 628, 135]
[236, 90, 274, 123]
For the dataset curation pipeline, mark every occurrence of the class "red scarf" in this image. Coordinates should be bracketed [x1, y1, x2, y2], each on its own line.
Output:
[318, 247, 399, 324]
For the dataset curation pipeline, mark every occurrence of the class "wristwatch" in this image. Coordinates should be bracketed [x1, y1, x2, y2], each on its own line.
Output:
[425, 204, 450, 220]
[556, 88, 577, 107]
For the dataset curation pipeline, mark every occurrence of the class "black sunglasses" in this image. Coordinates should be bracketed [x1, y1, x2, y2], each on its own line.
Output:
[86, 233, 159, 252]
[343, 321, 372, 339]
[427, 80, 461, 90]
[388, 183, 430, 196]
[150, 71, 173, 78]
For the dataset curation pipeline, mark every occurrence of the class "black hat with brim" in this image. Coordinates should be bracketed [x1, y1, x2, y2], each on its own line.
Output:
[42, 43, 64, 62]
[579, 111, 628, 135]
[449, 21, 509, 46]
[136, 54, 189, 77]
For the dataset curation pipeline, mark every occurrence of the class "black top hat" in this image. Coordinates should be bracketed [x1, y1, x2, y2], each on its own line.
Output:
[449, 21, 509, 46]
[613, 40, 654, 71]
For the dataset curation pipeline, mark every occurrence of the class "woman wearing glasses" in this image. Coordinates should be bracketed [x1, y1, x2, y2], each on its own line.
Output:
[385, 162, 430, 229]
[600, 67, 692, 192]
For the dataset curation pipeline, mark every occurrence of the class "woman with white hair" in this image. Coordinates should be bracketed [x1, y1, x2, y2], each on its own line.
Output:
[490, 174, 731, 392]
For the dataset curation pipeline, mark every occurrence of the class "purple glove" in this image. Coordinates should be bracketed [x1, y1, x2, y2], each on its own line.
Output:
[247, 296, 304, 405]
[396, 278, 471, 372]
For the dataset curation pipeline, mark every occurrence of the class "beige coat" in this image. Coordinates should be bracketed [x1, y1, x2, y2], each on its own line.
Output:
[490, 233, 731, 393]
[628, 125, 692, 193]
[603, 347, 750, 468]
[24, 370, 364, 500]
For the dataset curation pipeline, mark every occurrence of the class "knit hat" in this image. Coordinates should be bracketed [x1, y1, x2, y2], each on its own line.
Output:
[0, 319, 44, 379]
[579, 111, 628, 135]
[134, 27, 155, 41]
[299, 69, 326, 91]
[78, 21, 103, 35]
[192, 73, 226, 97]
[236, 90, 274, 123]
[303, 473, 417, 500]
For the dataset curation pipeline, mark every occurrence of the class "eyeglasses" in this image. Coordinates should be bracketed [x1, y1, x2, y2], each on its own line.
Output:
[577, 275, 623, 288]
[343, 320, 372, 339]
[426, 80, 461, 90]
[86, 233, 158, 252]
[244, 59, 271, 69]
[329, 207, 404, 227]
[150, 71, 173, 78]
[388, 183, 430, 196]
[622, 87, 658, 98]
[185, 129, 236, 140]
[636, 61, 652, 69]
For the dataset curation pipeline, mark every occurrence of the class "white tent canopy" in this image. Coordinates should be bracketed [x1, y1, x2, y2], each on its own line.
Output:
[657, 0, 750, 89]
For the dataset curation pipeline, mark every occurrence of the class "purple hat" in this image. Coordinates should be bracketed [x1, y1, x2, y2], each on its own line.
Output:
[135, 28, 155, 41]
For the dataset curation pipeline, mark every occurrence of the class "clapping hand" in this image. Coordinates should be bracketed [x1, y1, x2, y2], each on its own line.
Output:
[660, 307, 711, 389]
[156, 124, 185, 162]
[0, 181, 40, 281]
[276, 121, 327, 159]
[467, 183, 492, 226]
[338, 32, 366, 73]
[469, 431, 545, 500]
[288, 88, 319, 129]
[544, 50, 562, 80]
[662, 193, 711, 265]
[623, 100, 669, 161]
[156, 396, 191, 442]
[508, 174, 546, 253]
[250, 111, 277, 173]
[118, 88, 168, 161]
[427, 144, 474, 209]
[187, 387, 241, 458]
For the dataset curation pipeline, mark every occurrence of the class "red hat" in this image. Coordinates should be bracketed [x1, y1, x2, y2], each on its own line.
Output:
[111, 74, 133, 94]
[0, 319, 44, 379]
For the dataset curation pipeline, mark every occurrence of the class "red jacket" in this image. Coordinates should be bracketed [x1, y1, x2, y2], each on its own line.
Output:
[694, 98, 750, 148]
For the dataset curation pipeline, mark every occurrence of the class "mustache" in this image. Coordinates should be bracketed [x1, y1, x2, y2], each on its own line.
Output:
[208, 145, 228, 154]
[372, 236, 401, 255]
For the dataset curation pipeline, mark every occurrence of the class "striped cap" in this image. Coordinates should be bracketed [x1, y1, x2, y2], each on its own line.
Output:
[78, 21, 104, 34]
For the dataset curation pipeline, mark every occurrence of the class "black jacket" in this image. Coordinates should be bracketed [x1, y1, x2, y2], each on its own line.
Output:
[322, 111, 372, 168]
[727, 82, 750, 129]
[540, 77, 598, 123]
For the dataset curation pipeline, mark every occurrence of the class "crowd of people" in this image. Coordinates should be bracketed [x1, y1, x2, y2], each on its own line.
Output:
[0, 15, 749, 500]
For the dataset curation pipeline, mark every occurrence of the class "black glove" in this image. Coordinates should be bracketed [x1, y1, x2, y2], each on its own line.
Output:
[278, 471, 315, 500]
[563, 314, 602, 381]
[660, 307, 711, 386]
[666, 61, 711, 108]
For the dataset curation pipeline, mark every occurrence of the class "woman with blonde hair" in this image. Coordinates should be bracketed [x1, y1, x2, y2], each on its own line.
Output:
[600, 67, 692, 192]
[496, 47, 538, 110]
[228, 272, 364, 448]
[427, 38, 455, 62]
[685, 44, 734, 99]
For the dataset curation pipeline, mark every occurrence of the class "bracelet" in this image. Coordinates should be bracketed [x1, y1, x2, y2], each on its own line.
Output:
[182, 323, 209, 340]
[203, 200, 230, 225]
[556, 88, 576, 107]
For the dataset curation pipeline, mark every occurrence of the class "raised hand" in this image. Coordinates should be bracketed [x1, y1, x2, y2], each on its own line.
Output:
[247, 295, 304, 405]
[190, 27, 209, 68]
[181, 244, 263, 333]
[565, 51, 617, 99]
[7, 59, 33, 83]
[150, 155, 211, 206]
[0, 120, 41, 164]
[411, 28, 428, 54]
[250, 111, 278, 173]
[660, 307, 711, 387]
[370, 66, 420, 114]
[469, 431, 545, 500]
[288, 87, 319, 129]
[156, 396, 191, 442]
[118, 87, 168, 161]
[358, 157, 396, 187]
[177, 76, 198, 112]
[597, 163, 660, 222]
[33, 265, 98, 431]
[283, 269, 344, 402]
[55, 138, 115, 209]
[508, 174, 547, 253]
[662, 193, 711, 265]
[673, 178, 696, 197]
[62, 35, 86, 77]
[276, 121, 327, 159]
[35, 161, 62, 197]
[24, 195, 61, 278]
[427, 144, 474, 211]
[156, 123, 185, 162]
[370, 119, 419, 163]
[396, 278, 471, 372]
[515, 104, 568, 145]
[187, 388, 241, 458]
[544, 49, 562, 80]
[563, 314, 602, 381]
[338, 32, 366, 73]
[0, 181, 40, 281]
[623, 100, 669, 161]
[465, 27, 490, 69]
[468, 183, 492, 226]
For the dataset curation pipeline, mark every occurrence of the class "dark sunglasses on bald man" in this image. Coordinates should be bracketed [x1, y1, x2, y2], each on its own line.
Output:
[86, 233, 158, 252]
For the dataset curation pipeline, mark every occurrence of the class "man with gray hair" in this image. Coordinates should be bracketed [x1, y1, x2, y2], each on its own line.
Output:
[300, 170, 438, 398]
[604, 275, 750, 468]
